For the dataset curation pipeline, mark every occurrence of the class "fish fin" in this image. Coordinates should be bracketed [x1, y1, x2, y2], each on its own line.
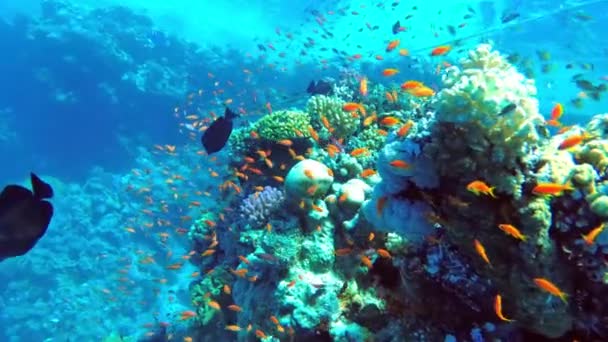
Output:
[306, 80, 316, 94]
[30, 173, 53, 200]
[224, 106, 238, 120]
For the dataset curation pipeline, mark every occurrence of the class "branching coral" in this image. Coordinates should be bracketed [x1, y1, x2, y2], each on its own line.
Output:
[307, 95, 359, 139]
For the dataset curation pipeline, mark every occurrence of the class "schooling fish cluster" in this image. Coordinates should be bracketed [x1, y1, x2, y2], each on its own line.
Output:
[175, 44, 608, 341]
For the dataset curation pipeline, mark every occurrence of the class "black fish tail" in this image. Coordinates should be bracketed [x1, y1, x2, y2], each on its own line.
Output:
[30, 173, 53, 199]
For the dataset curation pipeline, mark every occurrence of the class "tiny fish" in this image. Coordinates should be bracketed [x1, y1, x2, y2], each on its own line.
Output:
[499, 103, 517, 115]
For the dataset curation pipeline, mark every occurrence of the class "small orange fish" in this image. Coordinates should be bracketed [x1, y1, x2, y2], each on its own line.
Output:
[207, 300, 221, 310]
[558, 133, 591, 150]
[350, 147, 369, 157]
[359, 77, 368, 96]
[201, 249, 215, 257]
[386, 39, 400, 52]
[430, 45, 451, 56]
[360, 255, 373, 268]
[382, 68, 399, 77]
[376, 196, 388, 215]
[376, 248, 391, 258]
[466, 180, 497, 198]
[581, 223, 604, 245]
[533, 278, 568, 303]
[498, 224, 527, 241]
[389, 159, 410, 169]
[179, 310, 197, 320]
[343, 102, 362, 112]
[227, 304, 242, 312]
[550, 103, 564, 121]
[532, 183, 574, 196]
[225, 325, 241, 332]
[255, 330, 267, 339]
[407, 86, 435, 97]
[398, 48, 409, 56]
[379, 116, 400, 126]
[270, 315, 280, 325]
[494, 294, 515, 322]
[334, 247, 353, 256]
[368, 232, 375, 241]
[277, 139, 293, 147]
[223, 284, 231, 294]
[474, 239, 492, 267]
[396, 120, 414, 137]
[401, 80, 423, 90]
[360, 169, 377, 178]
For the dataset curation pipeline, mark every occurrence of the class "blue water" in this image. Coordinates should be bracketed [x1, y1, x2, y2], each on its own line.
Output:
[0, 0, 606, 340]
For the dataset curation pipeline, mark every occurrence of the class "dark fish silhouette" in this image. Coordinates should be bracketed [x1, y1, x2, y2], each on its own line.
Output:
[0, 173, 54, 260]
[306, 80, 332, 95]
[501, 12, 520, 24]
[201, 106, 238, 154]
[499, 103, 517, 116]
[392, 21, 401, 34]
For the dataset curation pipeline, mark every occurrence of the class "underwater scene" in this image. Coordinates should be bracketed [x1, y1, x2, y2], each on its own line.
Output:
[1, 0, 608, 341]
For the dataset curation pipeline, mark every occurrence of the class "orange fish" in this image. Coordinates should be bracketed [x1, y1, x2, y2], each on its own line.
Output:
[343, 102, 362, 112]
[474, 239, 492, 267]
[386, 39, 400, 52]
[379, 116, 400, 126]
[225, 325, 241, 332]
[550, 103, 564, 121]
[360, 169, 377, 178]
[532, 183, 573, 196]
[368, 232, 375, 241]
[389, 160, 410, 169]
[179, 310, 197, 321]
[376, 196, 388, 215]
[334, 247, 353, 256]
[359, 77, 368, 96]
[581, 223, 604, 245]
[227, 304, 242, 312]
[350, 147, 369, 157]
[201, 249, 215, 257]
[207, 300, 221, 310]
[498, 224, 527, 241]
[401, 80, 423, 90]
[223, 284, 231, 294]
[466, 180, 497, 198]
[407, 86, 435, 97]
[533, 278, 568, 303]
[431, 45, 451, 56]
[376, 248, 392, 258]
[558, 133, 591, 150]
[396, 120, 414, 137]
[494, 294, 515, 322]
[382, 68, 399, 77]
[398, 48, 409, 56]
[360, 255, 373, 268]
[270, 315, 280, 325]
[255, 330, 267, 339]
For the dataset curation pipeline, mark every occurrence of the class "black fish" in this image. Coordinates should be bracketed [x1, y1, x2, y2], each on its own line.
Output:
[392, 21, 401, 34]
[306, 80, 332, 96]
[501, 12, 520, 24]
[201, 107, 238, 154]
[0, 173, 54, 260]
[499, 103, 517, 115]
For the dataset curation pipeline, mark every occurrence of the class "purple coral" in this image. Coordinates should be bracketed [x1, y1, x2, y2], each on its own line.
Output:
[240, 186, 285, 226]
